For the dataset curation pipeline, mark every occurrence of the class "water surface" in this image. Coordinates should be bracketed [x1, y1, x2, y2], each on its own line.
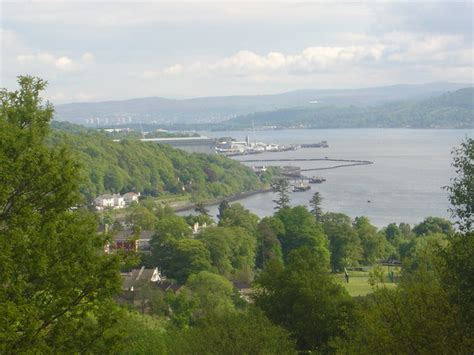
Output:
[200, 129, 473, 228]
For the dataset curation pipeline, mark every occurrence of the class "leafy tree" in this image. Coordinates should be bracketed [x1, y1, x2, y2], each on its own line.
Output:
[413, 216, 453, 236]
[309, 191, 323, 221]
[276, 206, 330, 264]
[152, 238, 212, 283]
[154, 215, 192, 241]
[322, 213, 362, 271]
[335, 265, 472, 353]
[197, 226, 256, 281]
[184, 213, 213, 228]
[126, 203, 158, 230]
[0, 76, 123, 352]
[256, 217, 284, 269]
[254, 248, 355, 352]
[353, 216, 386, 264]
[217, 199, 230, 222]
[182, 271, 236, 321]
[272, 178, 290, 210]
[217, 202, 259, 235]
[446, 137, 473, 231]
[194, 202, 210, 217]
[168, 309, 296, 354]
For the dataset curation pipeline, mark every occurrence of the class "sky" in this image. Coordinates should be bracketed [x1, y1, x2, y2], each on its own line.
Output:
[1, 1, 473, 104]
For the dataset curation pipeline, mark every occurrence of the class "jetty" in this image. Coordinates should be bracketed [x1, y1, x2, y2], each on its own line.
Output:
[240, 157, 374, 172]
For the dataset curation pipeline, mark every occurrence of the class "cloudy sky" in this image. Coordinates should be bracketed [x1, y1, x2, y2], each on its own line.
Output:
[1, 1, 473, 103]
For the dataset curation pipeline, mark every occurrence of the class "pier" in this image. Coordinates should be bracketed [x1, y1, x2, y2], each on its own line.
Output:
[238, 157, 374, 172]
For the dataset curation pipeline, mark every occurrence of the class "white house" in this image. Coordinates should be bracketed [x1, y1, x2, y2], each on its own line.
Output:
[94, 194, 115, 210]
[113, 194, 125, 209]
[123, 192, 140, 204]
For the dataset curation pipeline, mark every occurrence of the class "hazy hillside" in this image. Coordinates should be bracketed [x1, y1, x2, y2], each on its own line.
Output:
[53, 83, 469, 126]
[220, 88, 474, 129]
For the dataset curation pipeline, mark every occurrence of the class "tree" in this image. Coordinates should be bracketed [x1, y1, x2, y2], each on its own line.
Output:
[217, 199, 230, 222]
[256, 217, 284, 269]
[182, 271, 236, 321]
[272, 178, 290, 210]
[217, 202, 259, 235]
[198, 226, 256, 281]
[446, 138, 473, 232]
[276, 206, 330, 264]
[152, 238, 212, 283]
[353, 216, 386, 264]
[335, 265, 472, 353]
[168, 309, 296, 354]
[254, 248, 355, 352]
[154, 215, 191, 241]
[126, 203, 158, 230]
[0, 76, 123, 352]
[194, 202, 210, 217]
[309, 191, 323, 221]
[322, 213, 362, 271]
[413, 216, 453, 236]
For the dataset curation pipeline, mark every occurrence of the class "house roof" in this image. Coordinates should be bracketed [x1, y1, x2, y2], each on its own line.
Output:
[122, 266, 159, 290]
[113, 230, 155, 241]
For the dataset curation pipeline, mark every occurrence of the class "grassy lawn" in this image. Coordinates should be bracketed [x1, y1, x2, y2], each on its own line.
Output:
[335, 267, 398, 297]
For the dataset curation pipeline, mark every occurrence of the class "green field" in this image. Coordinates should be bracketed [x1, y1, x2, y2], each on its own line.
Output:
[336, 267, 398, 297]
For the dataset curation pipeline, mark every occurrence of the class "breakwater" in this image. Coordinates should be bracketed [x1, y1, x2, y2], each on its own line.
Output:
[238, 158, 374, 171]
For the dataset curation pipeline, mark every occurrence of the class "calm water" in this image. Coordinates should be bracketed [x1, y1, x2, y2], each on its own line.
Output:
[200, 129, 473, 228]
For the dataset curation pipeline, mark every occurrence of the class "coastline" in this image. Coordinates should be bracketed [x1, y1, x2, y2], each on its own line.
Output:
[171, 187, 274, 213]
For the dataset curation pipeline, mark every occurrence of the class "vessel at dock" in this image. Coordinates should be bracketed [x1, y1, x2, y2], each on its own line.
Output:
[292, 181, 311, 192]
[309, 176, 326, 184]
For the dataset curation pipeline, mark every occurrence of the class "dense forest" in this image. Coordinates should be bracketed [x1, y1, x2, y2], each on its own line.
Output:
[48, 122, 273, 201]
[1, 77, 473, 354]
[218, 87, 474, 129]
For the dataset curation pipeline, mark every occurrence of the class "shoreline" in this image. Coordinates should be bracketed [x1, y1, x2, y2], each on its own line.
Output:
[172, 187, 274, 213]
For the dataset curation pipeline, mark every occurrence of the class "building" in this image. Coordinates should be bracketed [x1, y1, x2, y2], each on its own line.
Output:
[123, 192, 140, 204]
[94, 192, 138, 210]
[94, 194, 115, 209]
[140, 136, 217, 154]
[106, 229, 155, 253]
[122, 266, 162, 292]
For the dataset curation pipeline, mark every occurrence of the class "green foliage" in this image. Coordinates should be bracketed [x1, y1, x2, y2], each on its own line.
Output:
[48, 127, 263, 200]
[254, 248, 355, 352]
[197, 226, 256, 282]
[354, 216, 387, 264]
[217, 202, 259, 235]
[335, 264, 473, 353]
[114, 312, 167, 355]
[271, 178, 290, 210]
[151, 238, 212, 283]
[446, 137, 473, 232]
[256, 217, 284, 269]
[439, 232, 474, 332]
[322, 213, 362, 271]
[309, 191, 323, 221]
[181, 271, 236, 322]
[0, 76, 123, 352]
[155, 215, 192, 241]
[413, 216, 454, 236]
[126, 203, 159, 230]
[276, 206, 330, 265]
[167, 309, 297, 354]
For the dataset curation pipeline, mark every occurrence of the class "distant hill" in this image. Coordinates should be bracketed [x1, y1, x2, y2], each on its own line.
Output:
[220, 88, 474, 129]
[53, 83, 469, 126]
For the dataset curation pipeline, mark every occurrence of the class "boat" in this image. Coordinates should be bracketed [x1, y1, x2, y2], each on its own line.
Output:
[293, 182, 311, 192]
[309, 176, 326, 184]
